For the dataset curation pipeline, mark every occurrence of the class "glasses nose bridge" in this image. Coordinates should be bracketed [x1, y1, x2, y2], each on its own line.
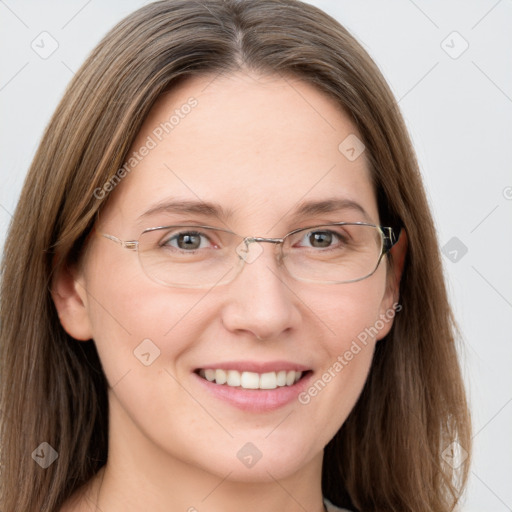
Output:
[236, 236, 286, 274]
[242, 236, 286, 258]
[245, 236, 284, 245]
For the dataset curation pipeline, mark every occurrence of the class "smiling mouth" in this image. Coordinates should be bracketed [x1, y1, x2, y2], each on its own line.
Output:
[195, 369, 312, 390]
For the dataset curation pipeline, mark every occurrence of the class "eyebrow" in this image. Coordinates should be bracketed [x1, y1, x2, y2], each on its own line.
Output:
[138, 197, 372, 223]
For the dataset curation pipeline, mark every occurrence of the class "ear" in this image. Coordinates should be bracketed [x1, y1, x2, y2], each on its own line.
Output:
[377, 228, 408, 334]
[51, 262, 93, 341]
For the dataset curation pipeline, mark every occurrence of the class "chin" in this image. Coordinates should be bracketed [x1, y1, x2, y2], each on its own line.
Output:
[191, 437, 319, 483]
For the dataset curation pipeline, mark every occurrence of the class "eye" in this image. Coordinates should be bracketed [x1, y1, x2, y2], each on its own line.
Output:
[161, 230, 215, 251]
[296, 229, 348, 249]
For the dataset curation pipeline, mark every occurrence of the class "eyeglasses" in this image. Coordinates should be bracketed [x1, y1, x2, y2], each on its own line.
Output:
[100, 222, 400, 289]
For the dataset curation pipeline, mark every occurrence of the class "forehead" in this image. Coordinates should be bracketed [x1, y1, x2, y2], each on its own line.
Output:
[102, 71, 378, 231]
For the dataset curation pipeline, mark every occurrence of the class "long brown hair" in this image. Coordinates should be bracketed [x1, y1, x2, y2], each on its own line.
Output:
[0, 1, 471, 510]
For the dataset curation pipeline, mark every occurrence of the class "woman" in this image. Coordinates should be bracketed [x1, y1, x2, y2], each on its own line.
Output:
[0, 1, 471, 511]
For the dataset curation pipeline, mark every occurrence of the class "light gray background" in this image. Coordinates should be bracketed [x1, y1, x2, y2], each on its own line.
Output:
[1, 1, 511, 510]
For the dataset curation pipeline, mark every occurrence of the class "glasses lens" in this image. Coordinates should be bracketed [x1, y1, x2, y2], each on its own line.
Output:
[283, 224, 384, 283]
[136, 224, 384, 288]
[138, 226, 240, 288]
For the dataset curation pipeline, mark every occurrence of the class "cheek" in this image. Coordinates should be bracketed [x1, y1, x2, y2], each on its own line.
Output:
[294, 272, 388, 422]
[305, 267, 388, 350]
[82, 253, 208, 387]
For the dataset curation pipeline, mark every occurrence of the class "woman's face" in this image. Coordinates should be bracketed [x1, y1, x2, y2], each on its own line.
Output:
[63, 71, 401, 483]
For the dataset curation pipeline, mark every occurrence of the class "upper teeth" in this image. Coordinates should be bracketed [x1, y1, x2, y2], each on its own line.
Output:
[198, 369, 303, 389]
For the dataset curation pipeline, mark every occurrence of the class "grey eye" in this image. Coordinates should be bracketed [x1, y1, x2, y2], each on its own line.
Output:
[163, 231, 209, 251]
[307, 231, 334, 248]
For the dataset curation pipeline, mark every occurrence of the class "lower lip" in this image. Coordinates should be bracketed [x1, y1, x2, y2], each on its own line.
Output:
[192, 371, 313, 412]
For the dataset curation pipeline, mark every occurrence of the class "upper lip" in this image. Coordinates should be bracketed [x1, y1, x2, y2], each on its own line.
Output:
[195, 360, 311, 373]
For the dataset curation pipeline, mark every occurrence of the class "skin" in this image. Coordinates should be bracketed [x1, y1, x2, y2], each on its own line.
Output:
[54, 70, 407, 512]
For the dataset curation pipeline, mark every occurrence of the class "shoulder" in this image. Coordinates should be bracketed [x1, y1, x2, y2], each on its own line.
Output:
[324, 497, 353, 512]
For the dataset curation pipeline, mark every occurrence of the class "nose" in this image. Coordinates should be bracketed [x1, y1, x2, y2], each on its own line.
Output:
[220, 241, 300, 340]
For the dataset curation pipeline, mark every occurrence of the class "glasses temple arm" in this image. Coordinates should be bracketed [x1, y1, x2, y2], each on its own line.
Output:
[101, 233, 138, 250]
[382, 226, 402, 253]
